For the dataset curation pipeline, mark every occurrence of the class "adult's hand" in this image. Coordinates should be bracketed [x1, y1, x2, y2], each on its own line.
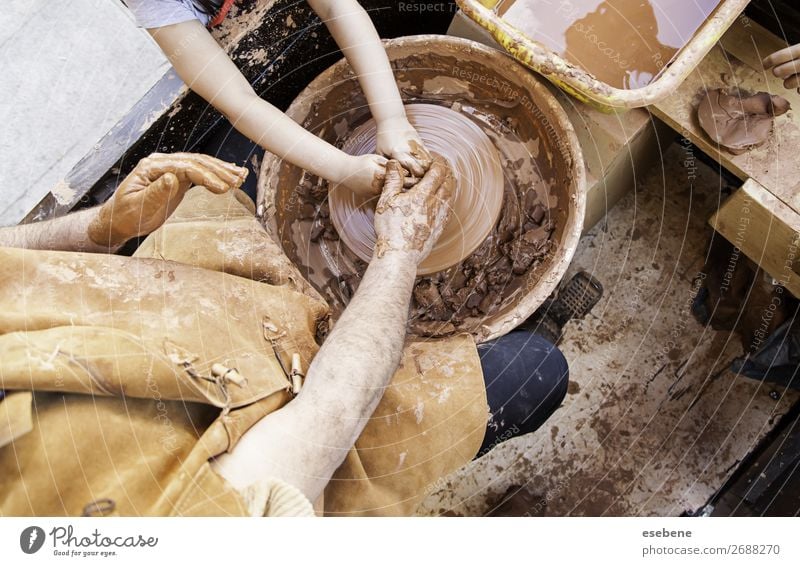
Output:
[763, 44, 800, 92]
[373, 157, 454, 264]
[88, 153, 248, 248]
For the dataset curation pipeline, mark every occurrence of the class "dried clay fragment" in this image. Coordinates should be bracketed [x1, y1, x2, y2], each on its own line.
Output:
[697, 89, 791, 155]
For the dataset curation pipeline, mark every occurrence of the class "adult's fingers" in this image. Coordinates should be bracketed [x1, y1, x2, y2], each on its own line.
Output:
[435, 168, 456, 203]
[762, 44, 800, 70]
[140, 154, 247, 191]
[143, 172, 181, 210]
[150, 152, 248, 183]
[784, 73, 800, 90]
[409, 157, 448, 199]
[381, 160, 405, 197]
[403, 176, 420, 188]
[409, 140, 433, 167]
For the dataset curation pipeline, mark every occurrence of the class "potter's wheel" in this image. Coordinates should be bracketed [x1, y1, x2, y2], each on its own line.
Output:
[329, 103, 504, 275]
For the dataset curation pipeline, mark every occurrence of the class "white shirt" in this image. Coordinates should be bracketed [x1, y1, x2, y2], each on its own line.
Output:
[123, 0, 212, 28]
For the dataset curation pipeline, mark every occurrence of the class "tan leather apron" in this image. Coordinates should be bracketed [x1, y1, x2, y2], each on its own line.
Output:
[0, 188, 487, 516]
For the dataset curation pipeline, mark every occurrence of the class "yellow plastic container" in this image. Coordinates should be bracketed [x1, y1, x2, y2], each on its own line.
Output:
[457, 0, 751, 111]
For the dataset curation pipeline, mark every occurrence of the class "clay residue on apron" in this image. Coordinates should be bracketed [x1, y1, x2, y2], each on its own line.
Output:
[329, 104, 504, 276]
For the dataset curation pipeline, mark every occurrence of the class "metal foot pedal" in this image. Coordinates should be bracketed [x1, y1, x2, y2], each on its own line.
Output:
[548, 271, 604, 327]
[521, 271, 603, 342]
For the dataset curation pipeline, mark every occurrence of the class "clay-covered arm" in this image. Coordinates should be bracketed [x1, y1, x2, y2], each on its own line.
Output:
[0, 153, 247, 252]
[212, 158, 454, 502]
[147, 20, 387, 195]
[307, 0, 432, 176]
[0, 208, 110, 253]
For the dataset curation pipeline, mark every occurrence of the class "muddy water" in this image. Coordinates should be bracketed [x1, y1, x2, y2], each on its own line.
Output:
[330, 103, 505, 275]
[496, 0, 722, 89]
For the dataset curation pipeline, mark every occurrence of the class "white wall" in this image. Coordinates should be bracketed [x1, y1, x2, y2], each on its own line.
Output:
[0, 0, 169, 224]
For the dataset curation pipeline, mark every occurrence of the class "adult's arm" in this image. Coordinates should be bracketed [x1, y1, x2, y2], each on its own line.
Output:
[212, 158, 454, 502]
[147, 20, 387, 195]
[0, 209, 110, 253]
[307, 0, 432, 176]
[0, 153, 247, 252]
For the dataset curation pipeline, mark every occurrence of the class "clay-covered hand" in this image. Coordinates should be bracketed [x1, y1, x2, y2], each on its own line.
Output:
[88, 152, 248, 248]
[763, 44, 800, 92]
[373, 157, 454, 264]
[376, 116, 433, 178]
[336, 153, 388, 197]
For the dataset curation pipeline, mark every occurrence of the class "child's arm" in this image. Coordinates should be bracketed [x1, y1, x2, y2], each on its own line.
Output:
[308, 0, 432, 177]
[148, 20, 387, 195]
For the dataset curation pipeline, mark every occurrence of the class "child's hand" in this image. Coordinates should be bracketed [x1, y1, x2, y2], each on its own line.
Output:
[335, 153, 388, 196]
[376, 117, 432, 178]
[763, 44, 800, 92]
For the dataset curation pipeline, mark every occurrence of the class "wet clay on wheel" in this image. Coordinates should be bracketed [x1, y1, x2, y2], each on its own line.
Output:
[329, 103, 504, 275]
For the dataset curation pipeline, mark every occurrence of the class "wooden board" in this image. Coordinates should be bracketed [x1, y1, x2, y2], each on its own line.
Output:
[710, 178, 800, 297]
[651, 18, 800, 215]
[549, 87, 666, 233]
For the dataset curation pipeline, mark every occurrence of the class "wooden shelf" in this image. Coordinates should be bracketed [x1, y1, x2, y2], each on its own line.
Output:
[651, 18, 800, 215]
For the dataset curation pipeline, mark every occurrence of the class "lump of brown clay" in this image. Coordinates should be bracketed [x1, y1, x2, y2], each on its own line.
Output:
[697, 89, 791, 155]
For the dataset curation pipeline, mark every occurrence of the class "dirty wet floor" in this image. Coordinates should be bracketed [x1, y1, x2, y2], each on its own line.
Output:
[419, 141, 800, 516]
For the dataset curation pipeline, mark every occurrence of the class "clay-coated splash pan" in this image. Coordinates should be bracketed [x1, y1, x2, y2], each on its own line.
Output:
[457, 0, 751, 110]
[257, 35, 587, 343]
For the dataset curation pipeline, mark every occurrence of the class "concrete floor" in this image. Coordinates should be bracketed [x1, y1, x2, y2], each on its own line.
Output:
[0, 0, 168, 225]
[419, 141, 800, 516]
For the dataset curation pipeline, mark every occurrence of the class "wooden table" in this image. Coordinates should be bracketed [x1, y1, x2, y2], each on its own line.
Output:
[651, 18, 800, 296]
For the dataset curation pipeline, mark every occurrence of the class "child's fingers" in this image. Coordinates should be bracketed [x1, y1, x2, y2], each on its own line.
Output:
[772, 60, 800, 79]
[396, 153, 426, 178]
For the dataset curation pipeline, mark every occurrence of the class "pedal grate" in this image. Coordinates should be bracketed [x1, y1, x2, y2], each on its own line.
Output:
[549, 271, 604, 327]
